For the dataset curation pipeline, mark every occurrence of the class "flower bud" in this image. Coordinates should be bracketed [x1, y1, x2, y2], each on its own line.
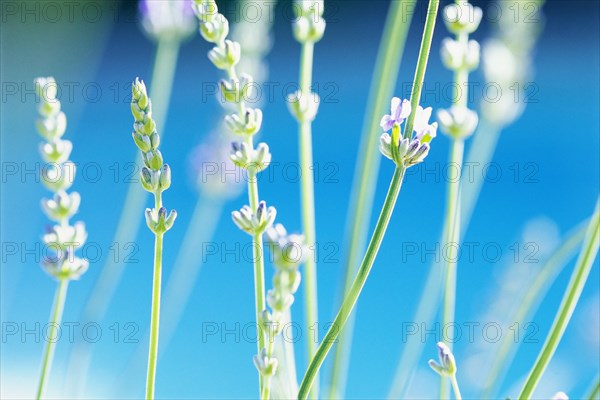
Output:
[39, 140, 73, 164]
[253, 348, 278, 377]
[437, 106, 478, 139]
[287, 91, 320, 122]
[443, 2, 482, 35]
[143, 149, 164, 171]
[36, 111, 67, 141]
[41, 162, 76, 193]
[428, 342, 457, 377]
[224, 108, 263, 136]
[199, 14, 229, 43]
[159, 164, 172, 191]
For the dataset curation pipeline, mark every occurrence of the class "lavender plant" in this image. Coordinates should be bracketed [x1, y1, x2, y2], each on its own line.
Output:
[259, 224, 307, 399]
[298, 0, 440, 396]
[34, 77, 89, 399]
[436, 1, 482, 397]
[67, 2, 194, 395]
[130, 78, 177, 399]
[288, 5, 326, 395]
[329, 1, 417, 397]
[429, 342, 462, 400]
[192, 0, 283, 396]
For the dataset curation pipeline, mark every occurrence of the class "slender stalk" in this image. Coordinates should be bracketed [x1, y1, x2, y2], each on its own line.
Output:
[387, 118, 501, 400]
[440, 27, 471, 400]
[297, 1, 439, 397]
[245, 134, 267, 396]
[36, 278, 69, 400]
[297, 38, 320, 400]
[66, 40, 181, 398]
[440, 138, 464, 399]
[298, 166, 407, 399]
[329, 1, 415, 397]
[518, 199, 600, 399]
[82, 37, 179, 322]
[450, 375, 462, 400]
[146, 193, 164, 400]
[481, 221, 588, 398]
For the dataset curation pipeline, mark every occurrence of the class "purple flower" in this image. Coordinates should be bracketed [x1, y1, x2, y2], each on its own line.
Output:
[380, 97, 412, 132]
[139, 0, 196, 40]
[412, 105, 437, 141]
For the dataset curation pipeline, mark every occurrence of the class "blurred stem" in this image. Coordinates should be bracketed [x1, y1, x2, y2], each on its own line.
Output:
[481, 221, 588, 398]
[67, 36, 180, 397]
[297, 166, 407, 400]
[387, 117, 501, 399]
[36, 278, 69, 400]
[518, 199, 600, 399]
[450, 375, 462, 400]
[245, 134, 267, 396]
[146, 193, 164, 400]
[440, 29, 470, 400]
[328, 1, 415, 397]
[297, 39, 320, 400]
[440, 138, 464, 399]
[587, 376, 600, 400]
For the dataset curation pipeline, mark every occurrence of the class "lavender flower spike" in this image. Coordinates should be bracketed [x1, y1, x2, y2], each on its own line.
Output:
[380, 97, 411, 132]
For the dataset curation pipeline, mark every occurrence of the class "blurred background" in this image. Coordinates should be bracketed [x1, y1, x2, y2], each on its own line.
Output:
[1, 0, 599, 398]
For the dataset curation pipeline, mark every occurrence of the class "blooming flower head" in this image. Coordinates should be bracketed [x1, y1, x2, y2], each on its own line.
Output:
[412, 105, 437, 142]
[379, 98, 436, 168]
[139, 0, 196, 41]
[380, 97, 412, 132]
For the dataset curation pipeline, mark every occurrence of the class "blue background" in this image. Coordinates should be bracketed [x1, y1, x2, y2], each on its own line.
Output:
[1, 0, 599, 398]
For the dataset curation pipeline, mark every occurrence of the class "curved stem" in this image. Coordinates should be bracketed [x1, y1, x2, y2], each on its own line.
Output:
[146, 193, 164, 400]
[297, 166, 406, 399]
[481, 221, 588, 398]
[297, 39, 320, 400]
[450, 375, 462, 400]
[518, 199, 600, 399]
[329, 1, 415, 397]
[296, 0, 439, 396]
[36, 278, 69, 400]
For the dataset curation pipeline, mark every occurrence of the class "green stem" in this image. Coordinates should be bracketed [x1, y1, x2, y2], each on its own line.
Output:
[329, 1, 415, 397]
[481, 221, 588, 398]
[297, 39, 320, 400]
[451, 375, 462, 400]
[518, 199, 600, 399]
[386, 119, 501, 400]
[440, 27, 471, 400]
[82, 37, 180, 323]
[297, 166, 407, 399]
[440, 139, 464, 399]
[245, 133, 266, 396]
[297, 0, 439, 397]
[146, 194, 164, 400]
[36, 278, 69, 400]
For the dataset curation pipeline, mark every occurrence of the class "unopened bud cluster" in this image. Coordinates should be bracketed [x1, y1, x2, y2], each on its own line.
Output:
[428, 342, 458, 378]
[35, 77, 89, 280]
[292, 0, 326, 43]
[131, 78, 177, 235]
[379, 98, 438, 168]
[437, 1, 482, 139]
[254, 224, 307, 377]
